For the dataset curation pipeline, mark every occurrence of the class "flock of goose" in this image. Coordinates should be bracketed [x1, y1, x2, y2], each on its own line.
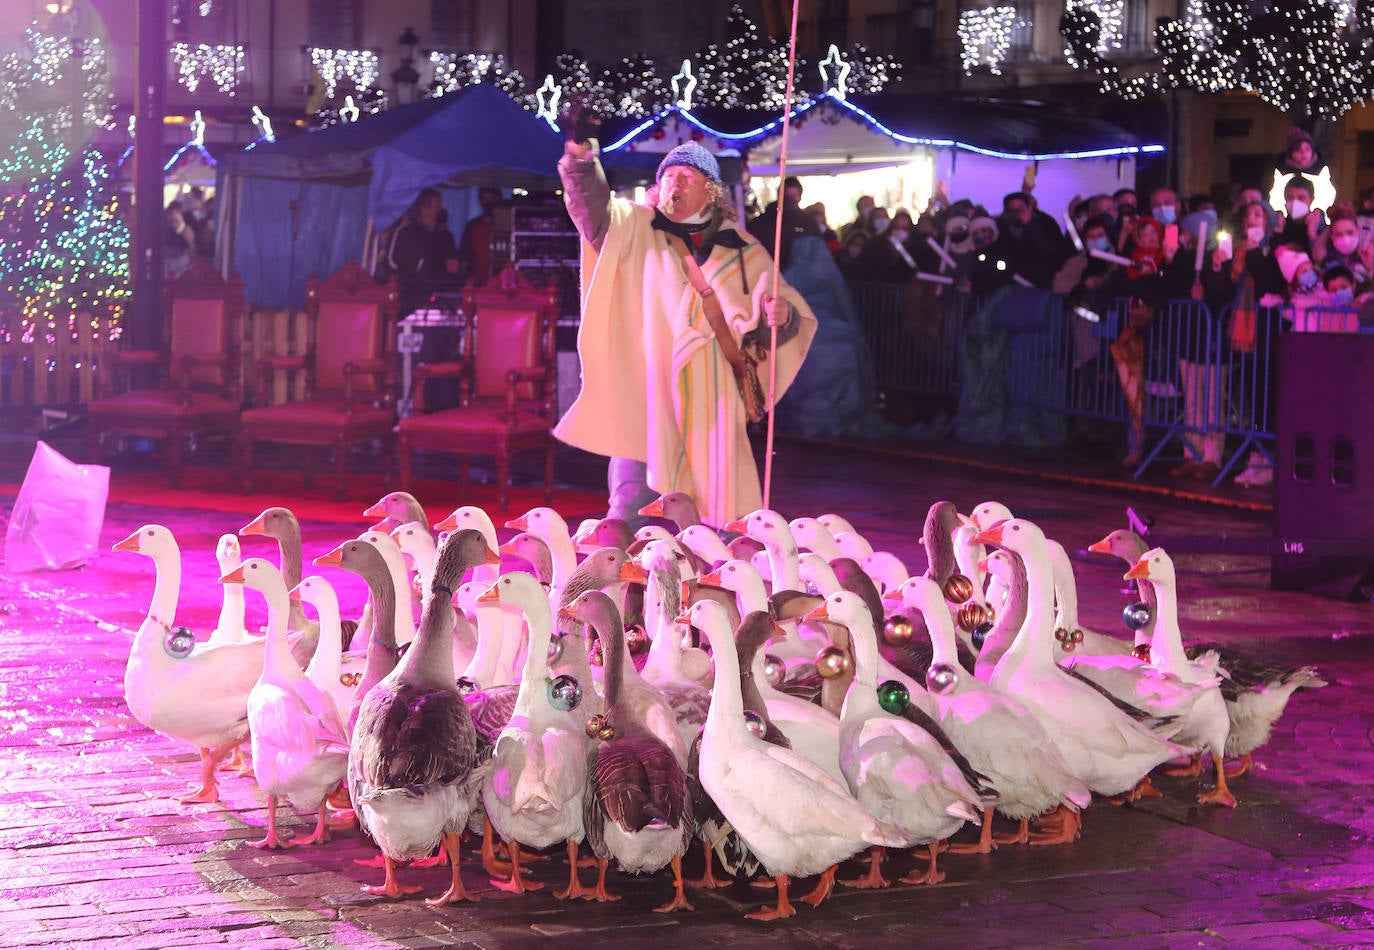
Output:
[111, 491, 1326, 920]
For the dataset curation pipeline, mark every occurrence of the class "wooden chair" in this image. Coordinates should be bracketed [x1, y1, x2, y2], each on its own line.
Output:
[396, 266, 559, 514]
[237, 260, 398, 500]
[86, 259, 245, 487]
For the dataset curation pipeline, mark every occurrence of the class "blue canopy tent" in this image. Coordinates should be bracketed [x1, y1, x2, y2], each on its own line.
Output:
[217, 83, 657, 307]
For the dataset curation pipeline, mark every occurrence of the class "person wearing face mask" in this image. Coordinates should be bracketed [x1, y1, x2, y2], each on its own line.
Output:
[1149, 187, 1179, 227]
[1313, 206, 1374, 291]
[1280, 248, 1351, 332]
[856, 209, 919, 284]
[1275, 176, 1323, 252]
[558, 122, 817, 527]
[991, 190, 1063, 288]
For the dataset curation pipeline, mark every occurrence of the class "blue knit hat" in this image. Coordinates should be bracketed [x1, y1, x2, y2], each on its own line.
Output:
[656, 142, 720, 185]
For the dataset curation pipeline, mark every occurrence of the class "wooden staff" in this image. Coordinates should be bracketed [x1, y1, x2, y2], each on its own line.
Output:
[763, 0, 801, 511]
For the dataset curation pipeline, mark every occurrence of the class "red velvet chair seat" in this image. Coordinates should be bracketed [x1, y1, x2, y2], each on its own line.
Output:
[400, 404, 550, 436]
[241, 399, 393, 428]
[90, 390, 240, 417]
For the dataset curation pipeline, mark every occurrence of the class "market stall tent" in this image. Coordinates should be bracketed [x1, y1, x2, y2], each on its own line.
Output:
[600, 91, 1163, 229]
[216, 83, 657, 307]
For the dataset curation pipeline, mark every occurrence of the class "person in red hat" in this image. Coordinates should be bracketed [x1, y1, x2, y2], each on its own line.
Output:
[556, 114, 817, 527]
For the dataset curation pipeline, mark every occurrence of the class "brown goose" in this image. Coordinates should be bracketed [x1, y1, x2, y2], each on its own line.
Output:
[346, 529, 495, 904]
[562, 591, 694, 911]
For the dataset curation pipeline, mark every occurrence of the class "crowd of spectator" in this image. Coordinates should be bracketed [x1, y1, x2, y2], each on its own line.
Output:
[761, 127, 1374, 484]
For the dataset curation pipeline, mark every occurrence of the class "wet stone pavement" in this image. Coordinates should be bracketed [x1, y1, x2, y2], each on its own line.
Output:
[1, 439, 1373, 948]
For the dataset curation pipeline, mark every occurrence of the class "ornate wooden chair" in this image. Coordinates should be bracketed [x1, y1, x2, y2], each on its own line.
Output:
[237, 260, 398, 500]
[86, 259, 245, 487]
[396, 266, 559, 514]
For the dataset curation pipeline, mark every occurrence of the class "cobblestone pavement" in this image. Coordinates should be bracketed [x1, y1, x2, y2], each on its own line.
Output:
[2, 440, 1372, 948]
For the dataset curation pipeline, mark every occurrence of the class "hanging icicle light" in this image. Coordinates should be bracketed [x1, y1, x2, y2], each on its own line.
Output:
[308, 47, 381, 99]
[170, 42, 244, 95]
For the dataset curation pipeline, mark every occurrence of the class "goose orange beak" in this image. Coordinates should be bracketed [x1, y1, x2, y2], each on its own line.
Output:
[433, 512, 459, 532]
[971, 523, 1005, 546]
[619, 561, 649, 585]
[239, 512, 268, 536]
[1124, 559, 1151, 580]
[557, 603, 579, 620]
[362, 500, 387, 519]
[723, 518, 748, 534]
[803, 602, 830, 623]
[1087, 538, 1112, 554]
[504, 514, 529, 531]
[313, 544, 345, 567]
[484, 544, 502, 566]
[976, 556, 990, 573]
[673, 610, 691, 625]
[880, 588, 902, 605]
[476, 583, 500, 603]
[111, 530, 141, 553]
[219, 566, 246, 585]
[288, 585, 302, 602]
[638, 497, 666, 517]
[698, 569, 723, 587]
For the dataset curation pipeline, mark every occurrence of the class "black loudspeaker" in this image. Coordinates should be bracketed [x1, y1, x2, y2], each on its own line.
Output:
[1272, 333, 1374, 597]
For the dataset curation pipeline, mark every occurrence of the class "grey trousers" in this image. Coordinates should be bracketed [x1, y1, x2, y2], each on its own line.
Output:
[607, 456, 657, 528]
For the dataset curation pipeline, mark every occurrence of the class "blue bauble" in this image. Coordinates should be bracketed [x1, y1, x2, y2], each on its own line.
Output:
[546, 674, 583, 712]
[1123, 601, 1153, 631]
[971, 621, 994, 651]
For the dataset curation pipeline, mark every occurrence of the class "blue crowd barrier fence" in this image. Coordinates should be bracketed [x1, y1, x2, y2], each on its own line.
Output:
[846, 282, 1367, 486]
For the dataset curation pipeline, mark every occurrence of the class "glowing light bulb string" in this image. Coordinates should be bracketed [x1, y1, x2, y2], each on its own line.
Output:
[762, 0, 800, 511]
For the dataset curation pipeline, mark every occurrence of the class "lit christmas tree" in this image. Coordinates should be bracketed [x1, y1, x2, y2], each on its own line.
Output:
[0, 151, 130, 355]
[694, 3, 805, 110]
[0, 7, 113, 184]
[0, 7, 127, 354]
[1061, 0, 1374, 126]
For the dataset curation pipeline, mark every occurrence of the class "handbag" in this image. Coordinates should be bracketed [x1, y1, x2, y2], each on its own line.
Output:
[671, 237, 770, 423]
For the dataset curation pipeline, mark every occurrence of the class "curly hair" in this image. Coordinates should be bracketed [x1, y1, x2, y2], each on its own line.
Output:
[644, 179, 737, 224]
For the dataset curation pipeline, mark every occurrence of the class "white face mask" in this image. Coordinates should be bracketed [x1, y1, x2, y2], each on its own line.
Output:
[1246, 225, 1267, 245]
[1287, 199, 1310, 220]
[1334, 234, 1359, 256]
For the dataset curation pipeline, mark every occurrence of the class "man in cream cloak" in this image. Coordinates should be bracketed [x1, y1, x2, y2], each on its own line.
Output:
[555, 139, 817, 527]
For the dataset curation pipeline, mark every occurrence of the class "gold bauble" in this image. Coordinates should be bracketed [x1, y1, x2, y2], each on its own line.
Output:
[882, 615, 915, 647]
[815, 645, 851, 679]
[585, 714, 608, 739]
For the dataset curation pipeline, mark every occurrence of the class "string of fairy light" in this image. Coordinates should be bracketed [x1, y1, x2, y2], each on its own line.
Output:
[170, 42, 244, 95]
[1056, 0, 1374, 122]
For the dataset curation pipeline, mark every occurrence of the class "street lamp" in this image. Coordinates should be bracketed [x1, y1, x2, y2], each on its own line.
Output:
[391, 26, 420, 105]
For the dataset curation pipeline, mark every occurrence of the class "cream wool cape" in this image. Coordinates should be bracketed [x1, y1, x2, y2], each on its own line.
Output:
[554, 198, 817, 526]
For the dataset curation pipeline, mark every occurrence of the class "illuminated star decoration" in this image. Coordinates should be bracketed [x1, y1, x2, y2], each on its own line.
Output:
[818, 44, 852, 100]
[534, 74, 561, 126]
[1268, 167, 1336, 215]
[189, 109, 206, 146]
[671, 59, 697, 110]
[250, 105, 275, 142]
[340, 96, 360, 123]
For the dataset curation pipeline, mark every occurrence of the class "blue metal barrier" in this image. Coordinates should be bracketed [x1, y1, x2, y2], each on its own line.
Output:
[843, 280, 1359, 486]
[848, 282, 966, 434]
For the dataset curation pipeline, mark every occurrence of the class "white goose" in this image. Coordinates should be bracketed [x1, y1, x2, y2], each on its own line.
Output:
[693, 597, 904, 920]
[675, 524, 732, 571]
[505, 507, 577, 604]
[789, 517, 844, 562]
[480, 571, 590, 896]
[635, 539, 714, 734]
[808, 590, 983, 888]
[390, 520, 438, 616]
[209, 534, 253, 644]
[291, 574, 367, 726]
[977, 518, 1184, 798]
[1127, 549, 1237, 806]
[889, 575, 1091, 850]
[113, 524, 266, 804]
[357, 529, 418, 647]
[223, 558, 349, 849]
[363, 490, 430, 534]
[861, 550, 910, 597]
